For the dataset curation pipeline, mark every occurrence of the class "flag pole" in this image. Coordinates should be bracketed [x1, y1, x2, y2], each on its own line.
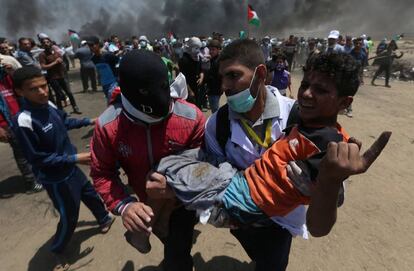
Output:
[246, 0, 250, 38]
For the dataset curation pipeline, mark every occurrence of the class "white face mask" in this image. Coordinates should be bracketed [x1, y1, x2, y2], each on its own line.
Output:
[139, 41, 147, 48]
[190, 47, 200, 58]
[121, 94, 170, 124]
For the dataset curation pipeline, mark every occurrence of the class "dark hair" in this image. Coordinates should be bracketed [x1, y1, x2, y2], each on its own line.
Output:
[272, 53, 286, 61]
[388, 40, 398, 50]
[18, 37, 29, 45]
[218, 39, 264, 69]
[0, 37, 6, 44]
[304, 52, 360, 96]
[153, 44, 161, 53]
[12, 66, 44, 89]
[208, 39, 222, 49]
[86, 36, 100, 45]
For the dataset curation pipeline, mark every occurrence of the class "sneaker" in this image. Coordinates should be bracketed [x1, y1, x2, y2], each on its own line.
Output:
[124, 231, 151, 254]
[207, 206, 231, 228]
[53, 263, 70, 271]
[72, 106, 82, 115]
[53, 254, 70, 271]
[100, 215, 115, 234]
[346, 111, 353, 118]
[64, 97, 69, 107]
[385, 84, 391, 88]
[26, 181, 43, 193]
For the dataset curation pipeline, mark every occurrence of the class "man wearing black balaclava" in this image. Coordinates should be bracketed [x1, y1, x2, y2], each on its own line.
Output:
[90, 50, 206, 271]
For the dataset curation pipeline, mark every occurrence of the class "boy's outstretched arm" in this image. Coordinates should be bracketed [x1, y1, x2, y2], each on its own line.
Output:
[307, 131, 392, 237]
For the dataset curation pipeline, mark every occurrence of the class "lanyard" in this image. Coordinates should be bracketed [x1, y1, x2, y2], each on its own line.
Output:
[240, 118, 273, 149]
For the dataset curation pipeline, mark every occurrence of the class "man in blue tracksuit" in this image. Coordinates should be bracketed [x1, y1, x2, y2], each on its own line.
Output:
[11, 66, 114, 270]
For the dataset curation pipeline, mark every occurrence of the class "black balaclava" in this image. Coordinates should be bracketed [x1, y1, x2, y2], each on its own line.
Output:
[119, 50, 171, 118]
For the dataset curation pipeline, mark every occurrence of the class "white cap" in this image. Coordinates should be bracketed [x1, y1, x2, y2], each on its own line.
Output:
[139, 35, 149, 42]
[187, 37, 202, 48]
[81, 40, 87, 45]
[37, 33, 49, 41]
[361, 34, 367, 39]
[328, 30, 340, 39]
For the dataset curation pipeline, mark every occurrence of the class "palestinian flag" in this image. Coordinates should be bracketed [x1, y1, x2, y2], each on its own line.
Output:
[248, 5, 260, 27]
[68, 29, 80, 42]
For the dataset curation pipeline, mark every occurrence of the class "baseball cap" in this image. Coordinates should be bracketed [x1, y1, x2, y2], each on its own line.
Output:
[86, 36, 100, 45]
[119, 50, 171, 118]
[328, 30, 340, 39]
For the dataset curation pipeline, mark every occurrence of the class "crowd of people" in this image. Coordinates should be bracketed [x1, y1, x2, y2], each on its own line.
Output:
[0, 29, 394, 271]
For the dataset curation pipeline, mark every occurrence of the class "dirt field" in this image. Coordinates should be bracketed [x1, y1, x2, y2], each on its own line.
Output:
[1, 58, 413, 271]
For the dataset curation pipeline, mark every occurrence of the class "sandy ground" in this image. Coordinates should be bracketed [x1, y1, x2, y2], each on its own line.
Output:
[1, 61, 414, 271]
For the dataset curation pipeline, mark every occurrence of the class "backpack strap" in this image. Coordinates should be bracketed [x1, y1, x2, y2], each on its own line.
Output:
[216, 104, 230, 154]
[284, 100, 300, 135]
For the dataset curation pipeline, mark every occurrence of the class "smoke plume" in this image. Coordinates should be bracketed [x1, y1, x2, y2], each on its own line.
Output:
[0, 0, 413, 42]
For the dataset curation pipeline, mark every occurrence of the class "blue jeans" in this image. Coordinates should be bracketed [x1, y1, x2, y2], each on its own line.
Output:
[208, 95, 221, 113]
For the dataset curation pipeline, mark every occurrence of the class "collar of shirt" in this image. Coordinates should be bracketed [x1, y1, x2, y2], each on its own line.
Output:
[228, 85, 281, 127]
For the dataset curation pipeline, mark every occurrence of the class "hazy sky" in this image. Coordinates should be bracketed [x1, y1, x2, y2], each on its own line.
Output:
[1, 0, 413, 41]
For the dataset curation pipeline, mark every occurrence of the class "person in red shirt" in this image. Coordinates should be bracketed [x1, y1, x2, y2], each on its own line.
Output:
[90, 50, 206, 271]
[0, 61, 42, 192]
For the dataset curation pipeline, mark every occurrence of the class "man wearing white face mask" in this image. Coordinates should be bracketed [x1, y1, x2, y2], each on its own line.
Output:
[90, 50, 205, 271]
[138, 35, 153, 51]
[178, 37, 205, 109]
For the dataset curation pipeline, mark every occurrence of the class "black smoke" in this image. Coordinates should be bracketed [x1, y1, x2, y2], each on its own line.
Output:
[0, 0, 413, 41]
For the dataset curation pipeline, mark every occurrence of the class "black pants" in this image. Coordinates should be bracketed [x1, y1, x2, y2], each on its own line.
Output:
[372, 64, 391, 86]
[49, 78, 78, 110]
[80, 66, 97, 91]
[163, 206, 197, 271]
[286, 54, 295, 72]
[196, 84, 208, 109]
[231, 223, 292, 271]
[7, 129, 36, 185]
